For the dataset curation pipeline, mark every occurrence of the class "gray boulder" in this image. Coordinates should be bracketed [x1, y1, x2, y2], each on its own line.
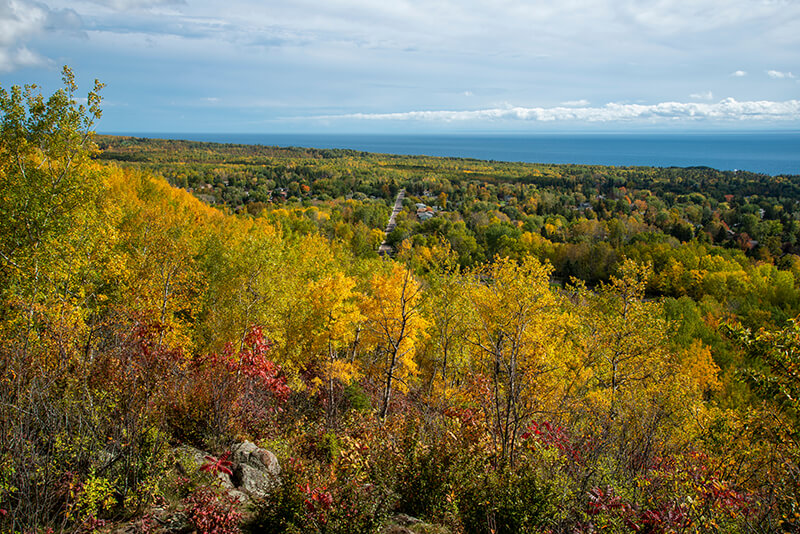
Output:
[173, 441, 281, 500]
[229, 440, 281, 498]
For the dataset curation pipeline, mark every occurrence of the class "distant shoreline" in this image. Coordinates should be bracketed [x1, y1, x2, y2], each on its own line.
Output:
[99, 132, 800, 176]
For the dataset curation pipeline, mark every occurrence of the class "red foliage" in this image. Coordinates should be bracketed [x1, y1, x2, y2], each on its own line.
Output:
[184, 487, 242, 534]
[299, 483, 334, 525]
[586, 486, 690, 533]
[203, 326, 290, 403]
[521, 420, 582, 462]
[179, 325, 291, 438]
[587, 486, 631, 516]
[442, 406, 477, 426]
[301, 483, 334, 511]
[200, 452, 234, 476]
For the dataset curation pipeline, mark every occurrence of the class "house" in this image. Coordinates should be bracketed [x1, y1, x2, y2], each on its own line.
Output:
[417, 204, 435, 221]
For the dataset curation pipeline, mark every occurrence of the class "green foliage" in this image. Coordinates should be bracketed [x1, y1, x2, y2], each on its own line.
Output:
[4, 69, 800, 533]
[457, 465, 556, 534]
[243, 471, 308, 534]
[730, 319, 800, 424]
[0, 66, 105, 299]
[66, 471, 117, 523]
[392, 424, 462, 525]
[244, 464, 394, 534]
[343, 382, 372, 412]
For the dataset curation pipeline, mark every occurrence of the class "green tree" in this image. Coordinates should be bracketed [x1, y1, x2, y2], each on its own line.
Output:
[0, 66, 104, 289]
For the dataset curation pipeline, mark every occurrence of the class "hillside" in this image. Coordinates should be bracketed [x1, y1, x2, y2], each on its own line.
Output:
[2, 73, 799, 533]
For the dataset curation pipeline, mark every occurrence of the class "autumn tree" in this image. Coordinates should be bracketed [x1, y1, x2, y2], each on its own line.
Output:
[0, 66, 107, 335]
[361, 261, 428, 419]
[571, 259, 719, 476]
[466, 256, 563, 467]
[0, 68, 121, 530]
[302, 271, 364, 423]
[414, 245, 472, 400]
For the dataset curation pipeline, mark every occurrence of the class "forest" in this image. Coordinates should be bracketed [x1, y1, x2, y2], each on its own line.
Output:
[2, 69, 800, 533]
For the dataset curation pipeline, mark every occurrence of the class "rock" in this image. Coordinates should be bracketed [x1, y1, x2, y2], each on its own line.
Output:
[393, 514, 424, 527]
[173, 441, 281, 500]
[230, 440, 281, 474]
[228, 488, 250, 503]
[148, 509, 191, 533]
[111, 507, 191, 534]
[229, 440, 281, 498]
[173, 445, 235, 490]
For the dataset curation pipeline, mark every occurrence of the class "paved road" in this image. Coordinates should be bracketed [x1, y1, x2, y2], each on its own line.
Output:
[378, 189, 405, 256]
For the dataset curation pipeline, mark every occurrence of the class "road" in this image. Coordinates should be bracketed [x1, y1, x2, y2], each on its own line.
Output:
[378, 189, 405, 256]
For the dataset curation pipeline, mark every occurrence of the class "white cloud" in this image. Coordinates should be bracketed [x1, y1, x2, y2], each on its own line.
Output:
[767, 69, 795, 78]
[87, 0, 184, 10]
[0, 0, 82, 70]
[0, 0, 48, 46]
[0, 45, 48, 71]
[314, 98, 800, 123]
[690, 91, 713, 100]
[561, 99, 590, 107]
[731, 70, 747, 77]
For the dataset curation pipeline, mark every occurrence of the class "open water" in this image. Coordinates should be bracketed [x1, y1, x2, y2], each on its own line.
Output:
[111, 132, 800, 176]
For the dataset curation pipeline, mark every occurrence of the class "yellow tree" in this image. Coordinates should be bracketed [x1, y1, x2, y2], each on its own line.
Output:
[0, 66, 108, 350]
[304, 271, 364, 423]
[417, 247, 471, 400]
[466, 256, 563, 467]
[110, 168, 215, 351]
[197, 216, 286, 355]
[571, 259, 718, 474]
[361, 261, 428, 419]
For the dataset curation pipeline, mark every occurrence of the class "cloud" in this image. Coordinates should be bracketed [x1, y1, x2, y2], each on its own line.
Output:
[313, 98, 800, 123]
[0, 0, 82, 70]
[87, 0, 184, 10]
[0, 45, 48, 71]
[1, 0, 46, 46]
[690, 91, 713, 100]
[86, 14, 232, 39]
[767, 69, 795, 78]
[731, 70, 747, 77]
[561, 99, 590, 107]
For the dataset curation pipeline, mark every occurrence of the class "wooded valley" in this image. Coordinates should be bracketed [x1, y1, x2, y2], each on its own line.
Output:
[2, 70, 799, 533]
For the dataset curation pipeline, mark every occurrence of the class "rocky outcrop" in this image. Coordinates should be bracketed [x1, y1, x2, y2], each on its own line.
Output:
[174, 444, 235, 489]
[229, 440, 281, 498]
[174, 440, 281, 501]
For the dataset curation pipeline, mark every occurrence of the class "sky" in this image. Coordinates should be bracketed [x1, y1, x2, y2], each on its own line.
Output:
[0, 0, 799, 133]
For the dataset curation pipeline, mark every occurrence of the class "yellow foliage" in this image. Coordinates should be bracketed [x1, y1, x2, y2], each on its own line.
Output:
[361, 262, 428, 416]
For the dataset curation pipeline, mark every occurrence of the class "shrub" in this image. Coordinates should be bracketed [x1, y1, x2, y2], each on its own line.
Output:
[243, 465, 306, 534]
[244, 460, 395, 534]
[395, 440, 460, 525]
[457, 464, 556, 534]
[343, 382, 372, 413]
[184, 486, 242, 534]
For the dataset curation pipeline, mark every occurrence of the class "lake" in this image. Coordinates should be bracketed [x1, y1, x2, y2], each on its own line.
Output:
[108, 132, 800, 176]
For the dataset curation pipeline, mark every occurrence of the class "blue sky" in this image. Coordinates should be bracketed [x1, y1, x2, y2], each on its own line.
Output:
[0, 0, 799, 133]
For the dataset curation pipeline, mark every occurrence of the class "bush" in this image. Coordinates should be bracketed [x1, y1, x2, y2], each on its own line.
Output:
[343, 382, 372, 413]
[457, 464, 556, 534]
[243, 465, 306, 534]
[244, 462, 395, 534]
[185, 486, 243, 534]
[395, 440, 460, 525]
